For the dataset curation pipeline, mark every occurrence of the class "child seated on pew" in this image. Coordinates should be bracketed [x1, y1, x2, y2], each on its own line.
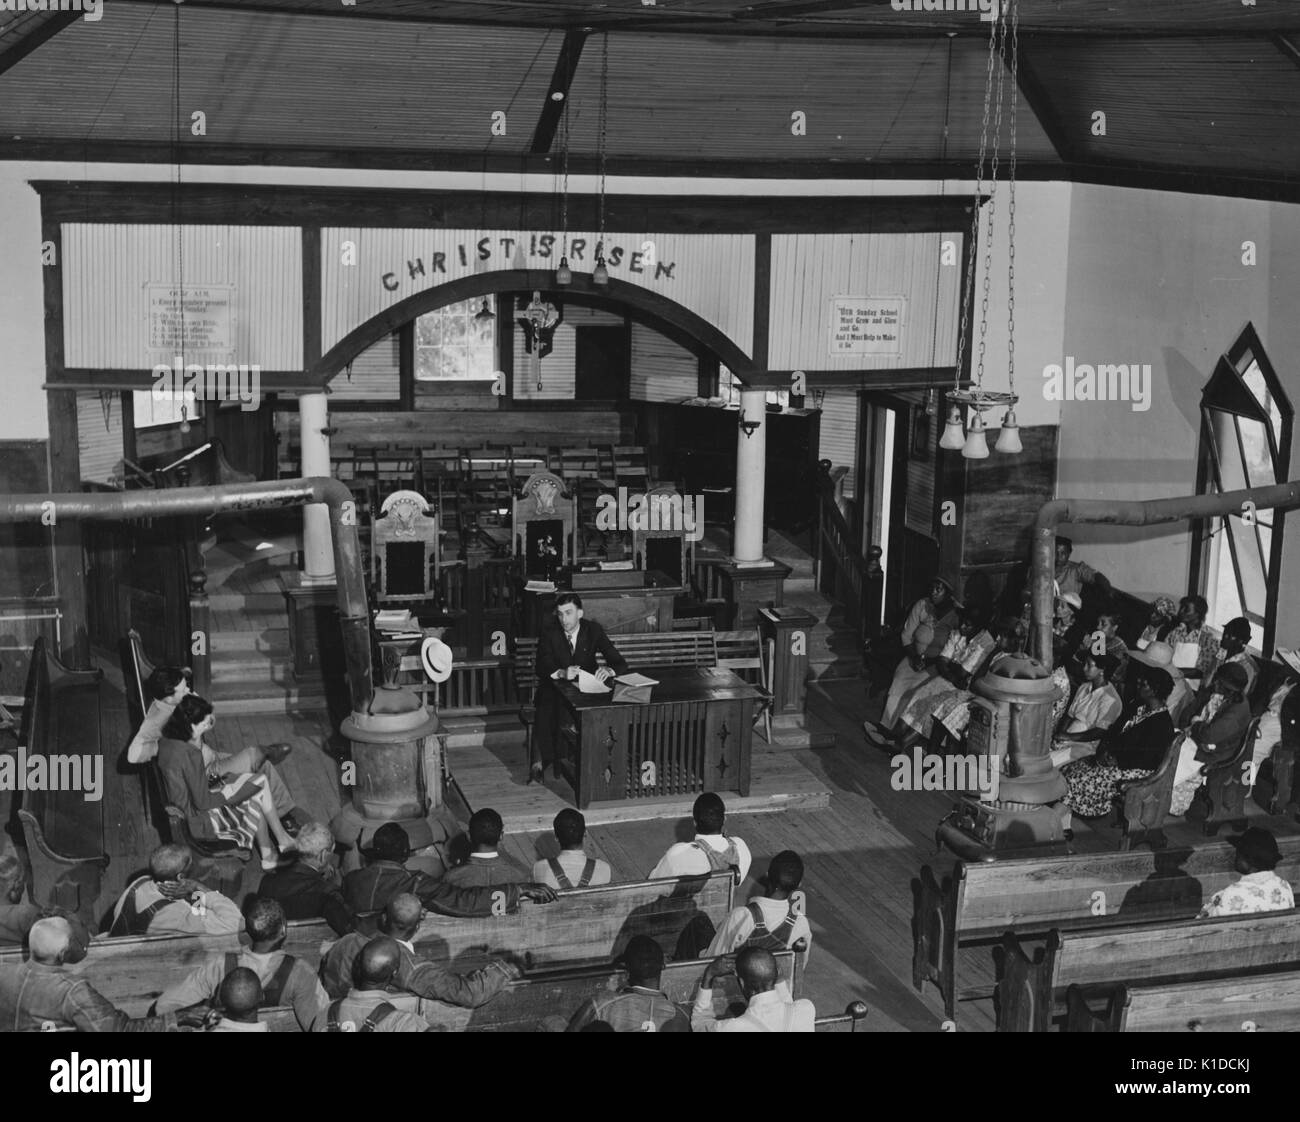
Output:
[443, 809, 529, 889]
[532, 809, 612, 890]
[1198, 828, 1295, 918]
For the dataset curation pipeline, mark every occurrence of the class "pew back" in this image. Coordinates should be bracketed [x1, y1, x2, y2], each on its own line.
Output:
[1068, 971, 1300, 1033]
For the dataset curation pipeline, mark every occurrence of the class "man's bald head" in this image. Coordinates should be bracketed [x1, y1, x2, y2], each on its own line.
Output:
[28, 916, 73, 965]
[736, 947, 778, 997]
[382, 893, 423, 941]
[149, 843, 192, 882]
[356, 936, 402, 989]
[218, 967, 263, 1021]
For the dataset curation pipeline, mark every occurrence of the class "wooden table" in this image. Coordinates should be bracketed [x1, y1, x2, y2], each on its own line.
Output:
[553, 666, 764, 809]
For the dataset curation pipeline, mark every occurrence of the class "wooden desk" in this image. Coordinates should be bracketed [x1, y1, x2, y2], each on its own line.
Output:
[554, 666, 763, 809]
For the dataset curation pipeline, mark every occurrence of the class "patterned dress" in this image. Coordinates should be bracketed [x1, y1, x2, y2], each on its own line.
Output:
[895, 630, 997, 735]
[1060, 704, 1171, 819]
[1198, 871, 1295, 918]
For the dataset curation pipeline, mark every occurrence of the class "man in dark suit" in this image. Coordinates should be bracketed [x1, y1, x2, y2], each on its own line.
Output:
[532, 592, 630, 782]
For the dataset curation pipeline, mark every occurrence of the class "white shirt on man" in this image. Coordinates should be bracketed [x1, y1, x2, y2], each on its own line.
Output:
[692, 989, 816, 1032]
[531, 850, 612, 889]
[704, 896, 813, 965]
[647, 834, 751, 883]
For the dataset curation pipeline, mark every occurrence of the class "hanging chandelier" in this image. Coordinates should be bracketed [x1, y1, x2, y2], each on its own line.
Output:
[941, 0, 1021, 459]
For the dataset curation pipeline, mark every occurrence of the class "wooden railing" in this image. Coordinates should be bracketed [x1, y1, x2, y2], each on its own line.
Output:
[813, 460, 879, 647]
[434, 657, 518, 716]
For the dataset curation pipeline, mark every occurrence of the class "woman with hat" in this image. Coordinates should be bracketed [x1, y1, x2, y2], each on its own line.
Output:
[1128, 640, 1192, 725]
[1059, 664, 1176, 823]
[1137, 595, 1179, 648]
[1168, 660, 1254, 818]
[1198, 827, 1294, 917]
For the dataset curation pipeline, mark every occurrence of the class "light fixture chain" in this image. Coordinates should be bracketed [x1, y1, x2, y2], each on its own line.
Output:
[1006, 0, 1019, 395]
[955, 12, 1000, 393]
[597, 33, 609, 255]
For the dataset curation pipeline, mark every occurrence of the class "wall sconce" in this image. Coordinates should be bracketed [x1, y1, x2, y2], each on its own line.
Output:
[738, 417, 762, 439]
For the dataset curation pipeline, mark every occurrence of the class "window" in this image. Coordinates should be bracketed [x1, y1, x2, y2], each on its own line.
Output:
[1193, 324, 1292, 653]
[132, 389, 201, 429]
[722, 369, 789, 408]
[414, 299, 497, 381]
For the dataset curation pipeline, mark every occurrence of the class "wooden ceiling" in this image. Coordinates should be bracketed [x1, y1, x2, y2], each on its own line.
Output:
[1, 0, 1298, 199]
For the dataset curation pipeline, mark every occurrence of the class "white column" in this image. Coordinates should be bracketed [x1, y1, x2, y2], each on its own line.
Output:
[732, 388, 768, 564]
[298, 391, 336, 583]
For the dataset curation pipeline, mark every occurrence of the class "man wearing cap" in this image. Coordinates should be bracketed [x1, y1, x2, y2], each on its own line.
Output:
[1054, 537, 1110, 601]
[867, 574, 960, 740]
[1169, 661, 1254, 818]
[1198, 828, 1294, 918]
[1129, 641, 1192, 726]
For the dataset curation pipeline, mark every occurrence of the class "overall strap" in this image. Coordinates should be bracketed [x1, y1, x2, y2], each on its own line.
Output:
[327, 999, 344, 1031]
[110, 878, 169, 937]
[547, 856, 574, 890]
[578, 858, 597, 888]
[263, 955, 298, 1007]
[362, 1002, 397, 1032]
[745, 900, 770, 938]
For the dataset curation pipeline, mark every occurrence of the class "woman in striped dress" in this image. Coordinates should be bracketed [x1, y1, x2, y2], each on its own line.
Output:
[157, 695, 298, 870]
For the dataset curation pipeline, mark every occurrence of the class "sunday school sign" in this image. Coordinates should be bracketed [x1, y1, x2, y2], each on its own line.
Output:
[829, 296, 905, 356]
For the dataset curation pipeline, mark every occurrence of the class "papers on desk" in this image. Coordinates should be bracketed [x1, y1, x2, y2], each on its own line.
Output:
[525, 580, 557, 593]
[613, 672, 658, 704]
[576, 669, 612, 693]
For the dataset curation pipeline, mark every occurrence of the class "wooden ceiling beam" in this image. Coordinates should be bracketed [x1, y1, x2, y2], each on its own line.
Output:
[0, 10, 82, 79]
[529, 29, 587, 155]
[1012, 43, 1078, 164]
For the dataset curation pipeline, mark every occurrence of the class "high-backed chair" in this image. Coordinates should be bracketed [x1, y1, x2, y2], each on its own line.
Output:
[1203, 716, 1261, 837]
[1115, 733, 1182, 850]
[513, 471, 575, 579]
[372, 489, 441, 604]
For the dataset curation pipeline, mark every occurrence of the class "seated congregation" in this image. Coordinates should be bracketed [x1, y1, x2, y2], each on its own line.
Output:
[0, 748, 831, 1031]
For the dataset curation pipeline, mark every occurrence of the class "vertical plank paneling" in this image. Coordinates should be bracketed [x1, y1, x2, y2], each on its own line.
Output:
[769, 232, 962, 372]
[818, 390, 859, 500]
[62, 224, 303, 370]
[629, 323, 697, 402]
[76, 391, 124, 485]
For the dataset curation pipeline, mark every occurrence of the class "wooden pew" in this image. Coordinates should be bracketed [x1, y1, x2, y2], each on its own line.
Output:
[1, 874, 733, 1016]
[998, 909, 1300, 1031]
[258, 951, 820, 1032]
[1066, 972, 1300, 1032]
[913, 836, 1300, 1021]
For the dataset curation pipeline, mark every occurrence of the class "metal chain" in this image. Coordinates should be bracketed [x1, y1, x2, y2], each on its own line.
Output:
[977, 1, 1011, 397]
[954, 9, 1000, 395]
[560, 92, 570, 257]
[1006, 0, 1019, 398]
[174, 6, 186, 374]
[597, 34, 609, 257]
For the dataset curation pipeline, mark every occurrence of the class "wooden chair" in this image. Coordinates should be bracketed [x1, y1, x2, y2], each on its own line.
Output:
[1203, 716, 1261, 836]
[371, 489, 441, 604]
[514, 637, 541, 773]
[1115, 732, 1182, 851]
[715, 628, 774, 745]
[512, 471, 575, 578]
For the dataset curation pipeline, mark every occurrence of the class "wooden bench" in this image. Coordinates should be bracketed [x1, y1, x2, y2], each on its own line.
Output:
[998, 909, 1300, 1031]
[514, 630, 719, 771]
[13, 636, 109, 925]
[273, 949, 801, 1032]
[914, 836, 1300, 1021]
[1066, 971, 1300, 1032]
[1, 873, 733, 1016]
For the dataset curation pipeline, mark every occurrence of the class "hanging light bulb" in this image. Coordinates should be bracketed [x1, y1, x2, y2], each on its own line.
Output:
[939, 404, 966, 450]
[179, 403, 191, 435]
[994, 408, 1022, 454]
[474, 298, 495, 322]
[961, 410, 989, 459]
[593, 256, 609, 286]
[556, 256, 572, 285]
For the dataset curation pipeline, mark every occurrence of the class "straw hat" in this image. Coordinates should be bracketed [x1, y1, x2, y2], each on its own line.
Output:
[1129, 640, 1184, 679]
[420, 636, 454, 683]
